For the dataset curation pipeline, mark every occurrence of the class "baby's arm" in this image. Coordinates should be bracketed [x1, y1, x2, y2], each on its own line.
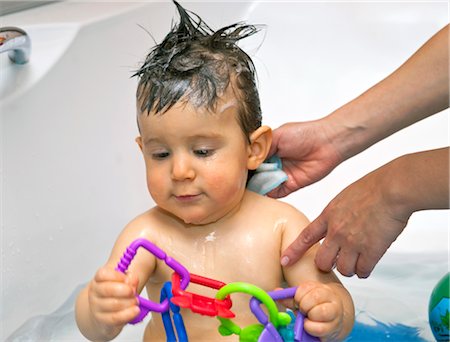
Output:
[281, 208, 355, 341]
[75, 216, 156, 341]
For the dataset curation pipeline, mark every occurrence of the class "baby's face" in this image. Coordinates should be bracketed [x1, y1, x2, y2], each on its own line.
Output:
[136, 94, 251, 225]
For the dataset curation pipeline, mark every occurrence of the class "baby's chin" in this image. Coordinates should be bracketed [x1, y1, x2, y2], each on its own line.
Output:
[177, 209, 228, 226]
[160, 200, 242, 227]
[180, 215, 221, 226]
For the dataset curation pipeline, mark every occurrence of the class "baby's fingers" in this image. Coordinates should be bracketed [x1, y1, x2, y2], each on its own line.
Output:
[125, 271, 139, 293]
[296, 282, 333, 313]
[303, 319, 338, 339]
[94, 305, 141, 326]
[306, 302, 338, 322]
[92, 281, 136, 299]
[91, 297, 139, 314]
[300, 287, 334, 315]
[91, 267, 138, 298]
[95, 267, 129, 283]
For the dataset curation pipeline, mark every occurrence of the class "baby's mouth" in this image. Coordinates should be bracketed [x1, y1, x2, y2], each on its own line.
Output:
[174, 193, 202, 202]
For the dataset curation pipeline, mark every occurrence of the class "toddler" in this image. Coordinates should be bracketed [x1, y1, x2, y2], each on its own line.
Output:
[75, 1, 354, 341]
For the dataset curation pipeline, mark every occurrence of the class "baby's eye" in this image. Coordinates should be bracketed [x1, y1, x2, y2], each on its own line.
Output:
[194, 149, 214, 157]
[152, 151, 170, 160]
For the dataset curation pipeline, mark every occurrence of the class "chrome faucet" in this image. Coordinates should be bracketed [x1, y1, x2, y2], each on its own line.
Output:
[0, 26, 31, 64]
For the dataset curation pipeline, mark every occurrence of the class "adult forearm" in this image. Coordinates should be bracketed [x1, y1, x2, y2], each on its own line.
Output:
[386, 147, 449, 219]
[326, 24, 449, 162]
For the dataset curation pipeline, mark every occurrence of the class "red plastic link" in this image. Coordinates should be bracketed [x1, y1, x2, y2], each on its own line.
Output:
[171, 273, 235, 318]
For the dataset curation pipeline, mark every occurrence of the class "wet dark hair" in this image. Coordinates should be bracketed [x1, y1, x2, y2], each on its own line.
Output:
[133, 0, 262, 139]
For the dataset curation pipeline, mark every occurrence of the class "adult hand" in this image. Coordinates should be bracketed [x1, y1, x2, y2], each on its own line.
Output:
[267, 120, 344, 198]
[281, 161, 409, 278]
[277, 25, 448, 277]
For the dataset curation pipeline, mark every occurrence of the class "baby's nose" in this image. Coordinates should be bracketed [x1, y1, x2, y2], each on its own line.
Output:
[171, 155, 195, 181]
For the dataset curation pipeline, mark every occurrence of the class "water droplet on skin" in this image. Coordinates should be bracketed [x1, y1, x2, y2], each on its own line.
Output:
[273, 218, 287, 232]
[204, 231, 216, 242]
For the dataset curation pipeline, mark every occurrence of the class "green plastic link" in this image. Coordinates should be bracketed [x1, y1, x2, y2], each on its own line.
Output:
[215, 282, 292, 341]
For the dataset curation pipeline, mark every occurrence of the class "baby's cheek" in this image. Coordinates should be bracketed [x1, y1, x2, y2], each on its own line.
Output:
[206, 170, 247, 197]
[147, 174, 166, 199]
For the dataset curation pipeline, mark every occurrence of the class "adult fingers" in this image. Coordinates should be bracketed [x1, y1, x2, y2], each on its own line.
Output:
[334, 249, 359, 277]
[268, 126, 282, 158]
[266, 183, 292, 199]
[314, 237, 340, 273]
[281, 216, 328, 266]
[355, 251, 382, 278]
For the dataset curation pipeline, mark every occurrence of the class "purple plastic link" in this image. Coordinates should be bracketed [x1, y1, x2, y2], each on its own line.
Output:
[294, 317, 319, 342]
[250, 287, 319, 342]
[116, 247, 137, 273]
[249, 287, 296, 324]
[115, 238, 190, 323]
[269, 287, 297, 300]
[130, 306, 150, 324]
[137, 239, 167, 259]
[250, 300, 269, 324]
[166, 256, 189, 288]
[258, 322, 284, 342]
[294, 314, 304, 341]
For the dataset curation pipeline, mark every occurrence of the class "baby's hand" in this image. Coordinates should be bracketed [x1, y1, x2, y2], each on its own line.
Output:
[295, 281, 344, 341]
[88, 266, 140, 332]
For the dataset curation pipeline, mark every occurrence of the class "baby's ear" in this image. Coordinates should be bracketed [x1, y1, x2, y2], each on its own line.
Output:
[247, 126, 272, 170]
[135, 136, 143, 152]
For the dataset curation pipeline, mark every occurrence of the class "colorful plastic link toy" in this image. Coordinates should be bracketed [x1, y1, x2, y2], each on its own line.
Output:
[160, 281, 188, 342]
[115, 238, 190, 324]
[116, 238, 319, 341]
[171, 272, 234, 318]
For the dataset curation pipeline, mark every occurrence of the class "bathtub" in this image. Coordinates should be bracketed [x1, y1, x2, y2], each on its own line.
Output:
[1, 1, 448, 341]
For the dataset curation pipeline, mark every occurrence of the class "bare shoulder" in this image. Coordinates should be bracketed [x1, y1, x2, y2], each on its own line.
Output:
[244, 190, 309, 223]
[105, 207, 168, 284]
[242, 191, 310, 241]
[107, 207, 168, 261]
[122, 207, 169, 235]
